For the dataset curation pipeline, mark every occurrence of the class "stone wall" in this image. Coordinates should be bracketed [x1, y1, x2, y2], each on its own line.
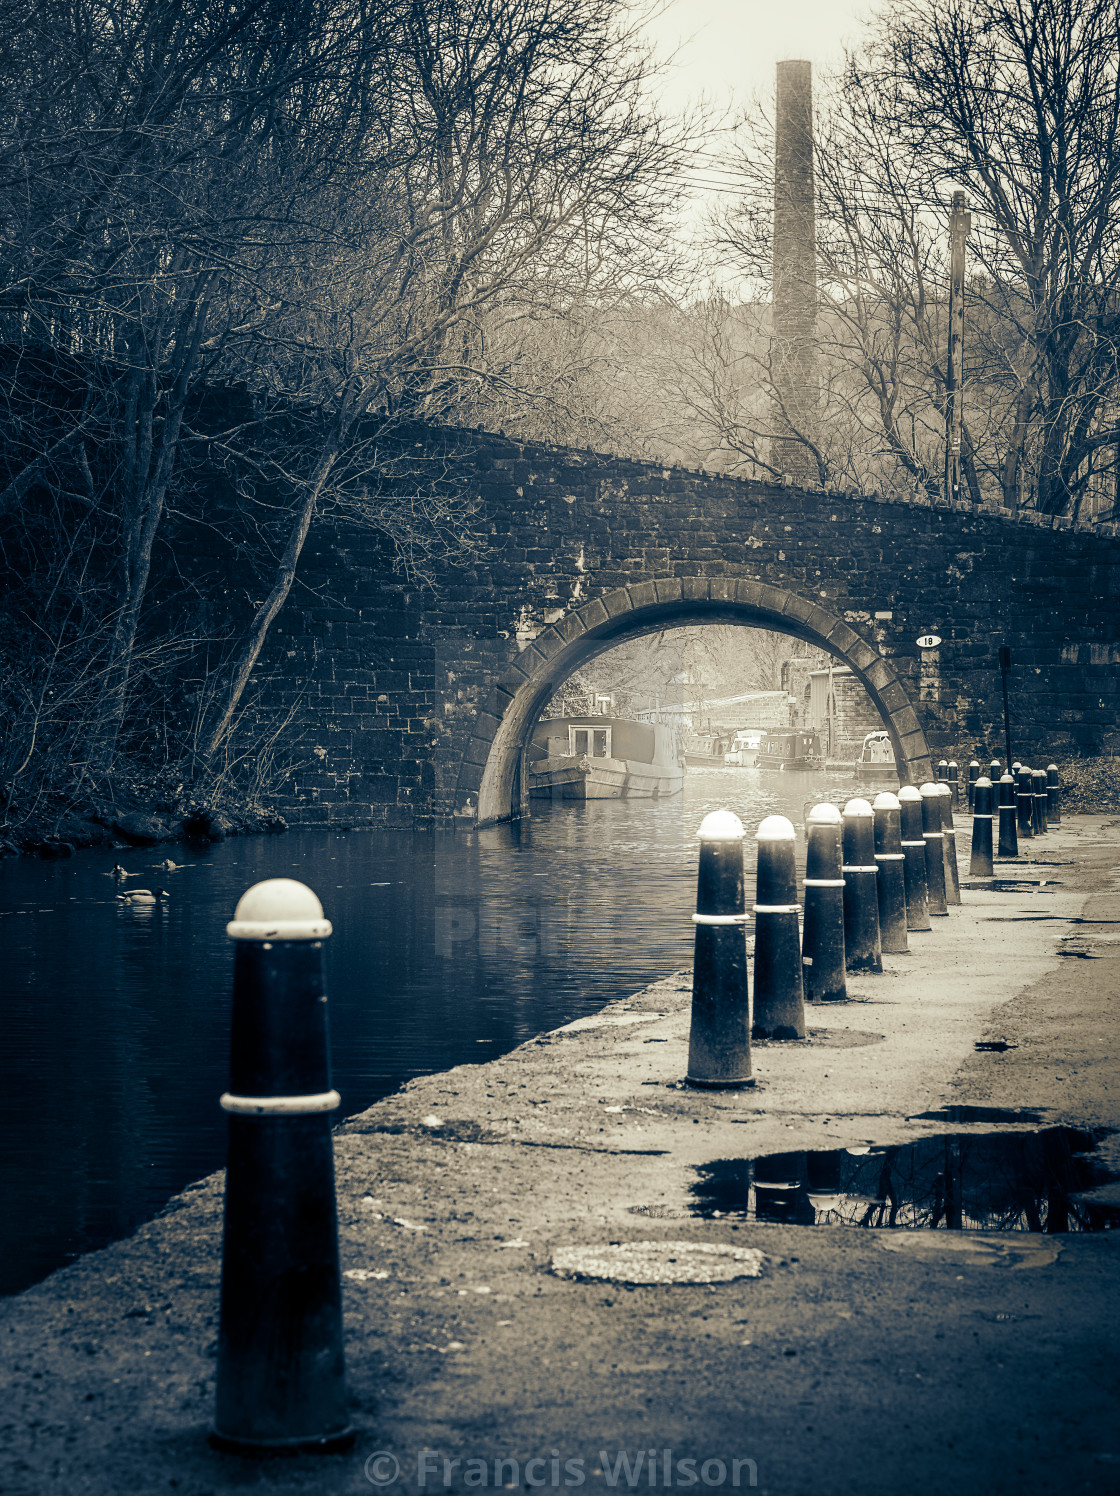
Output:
[243, 428, 1120, 828]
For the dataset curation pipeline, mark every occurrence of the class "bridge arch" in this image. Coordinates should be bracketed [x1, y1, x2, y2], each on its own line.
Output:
[461, 576, 933, 824]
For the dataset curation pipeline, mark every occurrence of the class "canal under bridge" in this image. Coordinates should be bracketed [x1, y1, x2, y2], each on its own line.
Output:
[245, 427, 1120, 828]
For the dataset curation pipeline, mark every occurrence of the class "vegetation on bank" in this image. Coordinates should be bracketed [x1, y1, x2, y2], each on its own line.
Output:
[1048, 758, 1120, 816]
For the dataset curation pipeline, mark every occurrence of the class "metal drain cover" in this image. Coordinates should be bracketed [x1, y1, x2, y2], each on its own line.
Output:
[550, 1240, 767, 1285]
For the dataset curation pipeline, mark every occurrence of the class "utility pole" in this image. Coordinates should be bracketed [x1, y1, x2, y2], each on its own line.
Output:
[944, 190, 971, 502]
[998, 645, 1013, 767]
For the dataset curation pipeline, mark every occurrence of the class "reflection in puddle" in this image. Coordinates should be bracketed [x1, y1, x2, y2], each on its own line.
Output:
[689, 1129, 1119, 1232]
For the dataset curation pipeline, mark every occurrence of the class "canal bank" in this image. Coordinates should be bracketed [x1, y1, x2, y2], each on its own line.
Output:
[2, 814, 1119, 1496]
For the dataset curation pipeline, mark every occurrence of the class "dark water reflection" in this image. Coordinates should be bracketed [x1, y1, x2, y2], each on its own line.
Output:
[0, 767, 861, 1295]
[689, 1130, 1120, 1232]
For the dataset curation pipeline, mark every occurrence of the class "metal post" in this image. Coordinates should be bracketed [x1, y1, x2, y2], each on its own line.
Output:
[944, 190, 971, 502]
[752, 816, 808, 1040]
[998, 646, 1013, 766]
[802, 803, 847, 1004]
[686, 811, 753, 1086]
[212, 879, 351, 1455]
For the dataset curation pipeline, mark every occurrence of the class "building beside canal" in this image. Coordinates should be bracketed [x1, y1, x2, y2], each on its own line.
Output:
[781, 657, 883, 762]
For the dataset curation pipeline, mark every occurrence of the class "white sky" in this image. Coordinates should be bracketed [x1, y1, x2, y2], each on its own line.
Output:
[638, 0, 873, 117]
[637, 0, 877, 235]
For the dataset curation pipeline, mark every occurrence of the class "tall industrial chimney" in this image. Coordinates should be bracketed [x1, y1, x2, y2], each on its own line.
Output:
[771, 60, 819, 485]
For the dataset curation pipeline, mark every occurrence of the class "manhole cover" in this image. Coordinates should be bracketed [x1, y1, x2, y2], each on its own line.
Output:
[807, 1027, 885, 1048]
[550, 1240, 767, 1285]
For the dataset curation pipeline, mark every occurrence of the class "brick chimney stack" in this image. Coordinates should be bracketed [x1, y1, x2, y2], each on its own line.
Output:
[771, 60, 819, 486]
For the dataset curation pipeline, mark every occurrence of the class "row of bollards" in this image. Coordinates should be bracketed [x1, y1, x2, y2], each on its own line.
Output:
[968, 757, 1062, 874]
[207, 758, 1067, 1454]
[687, 758, 1066, 1092]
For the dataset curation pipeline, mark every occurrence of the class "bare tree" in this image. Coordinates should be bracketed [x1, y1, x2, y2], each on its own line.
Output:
[690, 0, 1120, 520]
[200, 0, 687, 758]
[0, 0, 397, 776]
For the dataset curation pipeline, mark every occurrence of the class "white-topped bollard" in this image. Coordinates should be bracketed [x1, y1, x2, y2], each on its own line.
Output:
[997, 772, 1019, 857]
[686, 811, 754, 1087]
[842, 798, 883, 972]
[969, 777, 994, 878]
[872, 792, 909, 954]
[801, 804, 847, 1004]
[212, 880, 352, 1455]
[751, 815, 807, 1041]
[898, 787, 932, 931]
[919, 783, 949, 916]
[937, 781, 962, 905]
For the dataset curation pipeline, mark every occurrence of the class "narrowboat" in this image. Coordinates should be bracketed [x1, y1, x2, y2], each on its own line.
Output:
[528, 717, 684, 800]
[682, 728, 734, 767]
[758, 729, 824, 771]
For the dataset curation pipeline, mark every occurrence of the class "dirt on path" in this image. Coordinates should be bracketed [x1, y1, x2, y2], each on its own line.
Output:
[2, 816, 1119, 1496]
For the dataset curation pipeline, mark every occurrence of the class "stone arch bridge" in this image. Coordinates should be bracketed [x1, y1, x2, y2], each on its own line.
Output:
[264, 431, 1120, 828]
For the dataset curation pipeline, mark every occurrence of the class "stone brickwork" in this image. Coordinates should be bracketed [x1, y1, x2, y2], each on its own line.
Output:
[246, 428, 1120, 828]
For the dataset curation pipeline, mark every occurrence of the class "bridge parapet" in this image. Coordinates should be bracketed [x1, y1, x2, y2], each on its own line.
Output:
[249, 429, 1120, 828]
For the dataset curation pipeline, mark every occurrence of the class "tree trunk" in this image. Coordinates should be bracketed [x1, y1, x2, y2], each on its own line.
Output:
[201, 438, 342, 762]
[87, 281, 213, 774]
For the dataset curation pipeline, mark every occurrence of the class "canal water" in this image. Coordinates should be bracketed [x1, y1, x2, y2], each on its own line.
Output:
[0, 767, 868, 1296]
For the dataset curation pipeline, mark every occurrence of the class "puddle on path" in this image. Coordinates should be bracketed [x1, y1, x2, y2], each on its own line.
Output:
[672, 1127, 1119, 1232]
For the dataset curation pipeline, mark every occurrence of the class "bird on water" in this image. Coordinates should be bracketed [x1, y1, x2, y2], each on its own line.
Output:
[116, 888, 170, 906]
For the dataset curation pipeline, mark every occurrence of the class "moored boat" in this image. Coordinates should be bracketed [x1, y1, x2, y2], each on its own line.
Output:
[725, 729, 763, 767]
[758, 729, 824, 771]
[528, 716, 683, 800]
[854, 729, 900, 782]
[682, 728, 733, 767]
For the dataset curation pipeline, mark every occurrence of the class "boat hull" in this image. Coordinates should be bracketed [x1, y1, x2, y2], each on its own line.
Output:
[855, 763, 900, 782]
[529, 755, 682, 800]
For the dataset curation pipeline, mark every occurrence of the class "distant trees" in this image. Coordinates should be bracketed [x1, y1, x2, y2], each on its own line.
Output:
[0, 0, 684, 826]
[694, 0, 1120, 520]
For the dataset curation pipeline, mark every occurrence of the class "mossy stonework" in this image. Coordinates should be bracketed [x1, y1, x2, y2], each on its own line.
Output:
[248, 431, 1120, 828]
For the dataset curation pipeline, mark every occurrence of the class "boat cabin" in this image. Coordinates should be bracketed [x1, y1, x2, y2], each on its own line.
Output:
[759, 729, 824, 769]
[530, 716, 677, 768]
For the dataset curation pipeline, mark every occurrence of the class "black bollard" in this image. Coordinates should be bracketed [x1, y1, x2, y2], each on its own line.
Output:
[967, 760, 980, 811]
[686, 810, 753, 1086]
[752, 815, 807, 1040]
[937, 782, 962, 905]
[1016, 766, 1034, 838]
[1032, 768, 1048, 834]
[997, 772, 1019, 858]
[969, 777, 994, 877]
[212, 879, 352, 1455]
[948, 759, 960, 808]
[842, 798, 883, 972]
[802, 803, 847, 1004]
[989, 758, 1002, 784]
[937, 759, 949, 784]
[920, 783, 949, 916]
[898, 787, 932, 931]
[872, 792, 909, 954]
[1047, 764, 1061, 824]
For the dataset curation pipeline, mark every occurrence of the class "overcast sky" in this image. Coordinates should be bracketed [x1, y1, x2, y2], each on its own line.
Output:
[636, 0, 878, 262]
[638, 0, 874, 117]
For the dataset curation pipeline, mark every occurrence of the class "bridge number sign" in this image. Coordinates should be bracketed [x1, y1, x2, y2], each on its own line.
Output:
[916, 634, 942, 649]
